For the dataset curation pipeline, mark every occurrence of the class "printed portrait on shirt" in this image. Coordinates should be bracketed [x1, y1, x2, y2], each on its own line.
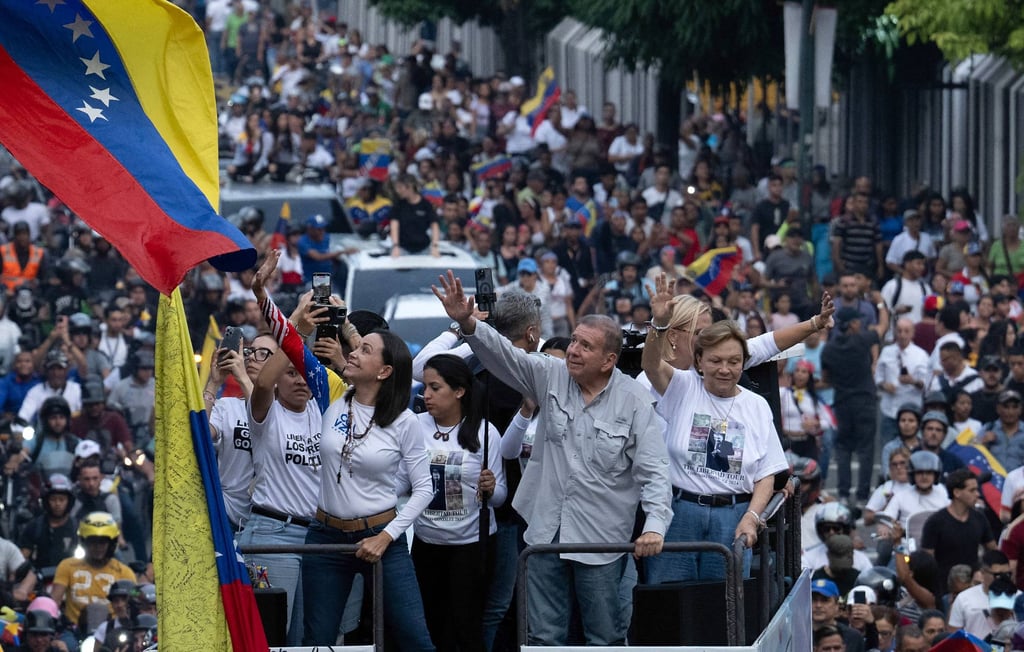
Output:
[687, 413, 744, 476]
[426, 450, 467, 518]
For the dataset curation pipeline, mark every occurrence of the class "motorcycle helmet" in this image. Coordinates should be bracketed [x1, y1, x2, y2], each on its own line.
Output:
[39, 396, 71, 421]
[909, 450, 942, 481]
[24, 609, 57, 634]
[814, 502, 853, 541]
[107, 580, 136, 601]
[854, 566, 900, 606]
[43, 473, 75, 516]
[78, 512, 120, 559]
[615, 250, 641, 272]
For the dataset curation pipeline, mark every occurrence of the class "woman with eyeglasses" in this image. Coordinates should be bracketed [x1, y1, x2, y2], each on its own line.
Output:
[252, 251, 435, 649]
[863, 447, 912, 526]
[401, 353, 506, 651]
[204, 333, 278, 531]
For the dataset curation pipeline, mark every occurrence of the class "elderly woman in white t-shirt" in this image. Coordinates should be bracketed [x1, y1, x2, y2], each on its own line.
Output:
[640, 275, 804, 583]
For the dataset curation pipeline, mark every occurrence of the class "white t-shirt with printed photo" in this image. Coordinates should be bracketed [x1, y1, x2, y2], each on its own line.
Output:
[248, 399, 321, 519]
[655, 368, 788, 494]
[395, 414, 507, 546]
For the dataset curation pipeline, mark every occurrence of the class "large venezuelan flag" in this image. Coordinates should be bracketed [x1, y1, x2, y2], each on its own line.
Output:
[155, 289, 267, 652]
[520, 67, 561, 138]
[687, 246, 741, 296]
[0, 0, 255, 295]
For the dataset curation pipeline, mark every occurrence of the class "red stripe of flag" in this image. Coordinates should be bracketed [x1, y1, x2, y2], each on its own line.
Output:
[0, 45, 245, 294]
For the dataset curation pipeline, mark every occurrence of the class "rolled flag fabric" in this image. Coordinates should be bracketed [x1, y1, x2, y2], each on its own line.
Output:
[0, 0, 256, 294]
[155, 289, 267, 651]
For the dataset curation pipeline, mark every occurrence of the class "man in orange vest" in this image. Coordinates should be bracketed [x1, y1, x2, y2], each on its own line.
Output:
[0, 221, 46, 294]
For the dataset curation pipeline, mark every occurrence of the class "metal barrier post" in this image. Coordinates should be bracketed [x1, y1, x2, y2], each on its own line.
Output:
[240, 543, 384, 652]
[517, 541, 743, 648]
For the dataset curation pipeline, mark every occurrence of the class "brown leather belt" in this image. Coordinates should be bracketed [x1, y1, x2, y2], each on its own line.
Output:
[316, 507, 396, 532]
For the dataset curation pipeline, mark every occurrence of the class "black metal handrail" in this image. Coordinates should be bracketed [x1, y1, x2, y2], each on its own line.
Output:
[516, 541, 744, 647]
[240, 543, 384, 651]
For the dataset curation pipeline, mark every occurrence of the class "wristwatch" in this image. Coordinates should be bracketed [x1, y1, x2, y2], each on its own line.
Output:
[449, 321, 463, 338]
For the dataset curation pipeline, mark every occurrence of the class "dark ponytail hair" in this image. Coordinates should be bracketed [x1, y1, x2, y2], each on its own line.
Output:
[424, 354, 483, 453]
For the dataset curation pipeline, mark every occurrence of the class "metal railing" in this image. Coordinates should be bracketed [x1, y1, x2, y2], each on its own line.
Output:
[240, 544, 384, 652]
[516, 541, 744, 646]
[514, 478, 802, 648]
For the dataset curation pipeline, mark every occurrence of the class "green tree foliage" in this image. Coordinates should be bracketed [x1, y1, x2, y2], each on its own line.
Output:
[885, 0, 1024, 65]
[368, 0, 567, 76]
[567, 0, 784, 89]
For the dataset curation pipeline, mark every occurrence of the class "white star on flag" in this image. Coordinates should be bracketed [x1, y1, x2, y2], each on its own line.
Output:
[63, 14, 94, 43]
[89, 86, 118, 107]
[36, 0, 65, 13]
[80, 52, 110, 79]
[76, 101, 106, 123]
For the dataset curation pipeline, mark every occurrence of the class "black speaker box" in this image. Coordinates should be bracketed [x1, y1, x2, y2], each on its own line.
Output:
[631, 578, 762, 646]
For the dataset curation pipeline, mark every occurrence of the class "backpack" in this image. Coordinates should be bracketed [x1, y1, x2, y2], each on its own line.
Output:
[939, 372, 979, 404]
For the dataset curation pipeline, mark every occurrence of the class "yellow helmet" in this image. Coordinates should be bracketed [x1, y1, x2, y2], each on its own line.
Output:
[77, 511, 120, 540]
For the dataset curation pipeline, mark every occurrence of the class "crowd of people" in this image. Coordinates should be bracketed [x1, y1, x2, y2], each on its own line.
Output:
[0, 0, 1021, 650]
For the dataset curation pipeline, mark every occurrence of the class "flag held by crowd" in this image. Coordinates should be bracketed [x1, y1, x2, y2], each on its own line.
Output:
[0, 0, 255, 295]
[686, 246, 741, 296]
[950, 429, 1007, 516]
[269, 200, 292, 250]
[520, 67, 561, 137]
[470, 156, 512, 181]
[156, 289, 268, 652]
[358, 138, 392, 181]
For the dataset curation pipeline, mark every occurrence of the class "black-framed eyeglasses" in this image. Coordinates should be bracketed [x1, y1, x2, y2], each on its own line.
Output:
[243, 347, 273, 362]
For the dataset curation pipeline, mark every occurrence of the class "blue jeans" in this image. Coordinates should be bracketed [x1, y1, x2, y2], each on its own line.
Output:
[301, 519, 434, 650]
[237, 513, 307, 645]
[644, 498, 751, 583]
[483, 519, 519, 651]
[526, 535, 626, 646]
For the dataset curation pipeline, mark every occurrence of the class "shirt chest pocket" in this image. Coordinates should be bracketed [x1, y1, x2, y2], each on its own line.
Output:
[591, 419, 630, 474]
[544, 392, 569, 447]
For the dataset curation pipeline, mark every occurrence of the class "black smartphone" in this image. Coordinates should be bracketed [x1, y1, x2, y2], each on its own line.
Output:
[475, 267, 496, 313]
[899, 366, 909, 375]
[219, 326, 243, 361]
[312, 272, 331, 304]
[852, 590, 866, 605]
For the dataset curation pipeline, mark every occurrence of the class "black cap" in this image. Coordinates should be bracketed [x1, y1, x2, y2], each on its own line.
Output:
[981, 355, 1004, 371]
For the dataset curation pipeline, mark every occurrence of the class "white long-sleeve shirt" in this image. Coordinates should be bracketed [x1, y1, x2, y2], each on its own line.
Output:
[874, 342, 929, 418]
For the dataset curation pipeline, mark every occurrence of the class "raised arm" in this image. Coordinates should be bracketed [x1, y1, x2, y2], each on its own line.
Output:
[252, 250, 347, 412]
[768, 290, 835, 353]
[641, 274, 677, 395]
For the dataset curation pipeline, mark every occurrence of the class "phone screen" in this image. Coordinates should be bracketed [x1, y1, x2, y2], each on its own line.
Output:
[852, 591, 866, 605]
[312, 273, 331, 303]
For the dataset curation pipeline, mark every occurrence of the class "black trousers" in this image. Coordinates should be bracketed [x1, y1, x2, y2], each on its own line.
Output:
[412, 534, 495, 652]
